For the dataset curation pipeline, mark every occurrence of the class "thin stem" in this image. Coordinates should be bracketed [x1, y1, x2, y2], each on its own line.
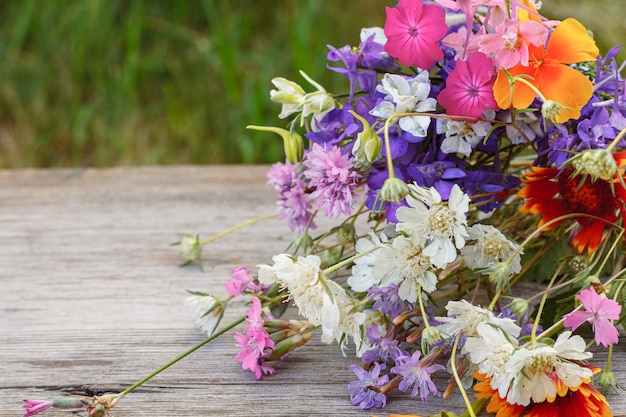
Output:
[200, 213, 278, 246]
[322, 246, 379, 276]
[417, 284, 430, 328]
[118, 316, 246, 398]
[531, 259, 566, 343]
[450, 332, 476, 417]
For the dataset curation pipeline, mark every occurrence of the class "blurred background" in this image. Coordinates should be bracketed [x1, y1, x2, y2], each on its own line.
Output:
[0, 0, 623, 168]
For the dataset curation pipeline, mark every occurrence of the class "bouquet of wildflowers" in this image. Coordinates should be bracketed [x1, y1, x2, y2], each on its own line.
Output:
[23, 1, 626, 417]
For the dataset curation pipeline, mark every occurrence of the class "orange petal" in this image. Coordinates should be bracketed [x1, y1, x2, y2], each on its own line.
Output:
[493, 65, 538, 110]
[546, 18, 599, 64]
[536, 63, 594, 123]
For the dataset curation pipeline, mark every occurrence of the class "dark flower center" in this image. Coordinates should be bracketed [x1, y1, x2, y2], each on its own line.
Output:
[558, 170, 618, 223]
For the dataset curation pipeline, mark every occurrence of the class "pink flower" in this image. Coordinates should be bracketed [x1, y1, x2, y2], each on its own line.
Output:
[383, 0, 447, 70]
[437, 52, 498, 119]
[23, 399, 54, 417]
[234, 297, 276, 379]
[225, 267, 256, 297]
[303, 144, 361, 218]
[563, 288, 622, 347]
[478, 19, 548, 69]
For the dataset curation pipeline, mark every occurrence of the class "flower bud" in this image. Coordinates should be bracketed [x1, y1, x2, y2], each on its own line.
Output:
[349, 110, 382, 163]
[541, 99, 571, 123]
[506, 297, 529, 318]
[270, 77, 305, 119]
[421, 326, 441, 351]
[596, 370, 624, 394]
[577, 149, 618, 181]
[379, 177, 410, 204]
[177, 234, 203, 269]
[482, 262, 512, 292]
[246, 126, 303, 163]
[335, 223, 356, 246]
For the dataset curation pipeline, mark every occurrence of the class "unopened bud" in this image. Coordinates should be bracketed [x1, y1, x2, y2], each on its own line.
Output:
[596, 370, 625, 394]
[177, 234, 203, 269]
[335, 223, 356, 246]
[268, 329, 314, 360]
[541, 100, 571, 124]
[506, 297, 529, 318]
[349, 110, 382, 163]
[246, 126, 303, 163]
[380, 177, 410, 204]
[578, 149, 618, 181]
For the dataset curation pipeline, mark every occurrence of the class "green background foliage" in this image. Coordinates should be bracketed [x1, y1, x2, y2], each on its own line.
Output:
[0, 0, 623, 168]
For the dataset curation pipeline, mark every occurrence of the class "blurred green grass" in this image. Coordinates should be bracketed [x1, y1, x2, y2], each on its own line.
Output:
[0, 0, 623, 168]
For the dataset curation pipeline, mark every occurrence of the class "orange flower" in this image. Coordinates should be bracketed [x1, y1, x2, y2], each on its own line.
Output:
[493, 18, 599, 123]
[474, 372, 613, 417]
[517, 167, 626, 254]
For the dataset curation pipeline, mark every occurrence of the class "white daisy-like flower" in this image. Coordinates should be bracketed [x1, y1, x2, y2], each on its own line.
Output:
[347, 232, 386, 292]
[436, 299, 521, 339]
[396, 183, 470, 269]
[371, 234, 438, 301]
[464, 322, 519, 399]
[504, 331, 594, 406]
[461, 224, 522, 274]
[186, 294, 224, 336]
[258, 253, 339, 334]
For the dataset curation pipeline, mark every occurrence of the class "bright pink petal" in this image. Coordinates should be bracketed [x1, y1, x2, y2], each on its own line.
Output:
[593, 318, 620, 347]
[563, 310, 593, 331]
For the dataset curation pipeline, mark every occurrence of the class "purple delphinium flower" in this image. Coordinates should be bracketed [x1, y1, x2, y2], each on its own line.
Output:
[303, 143, 361, 218]
[361, 324, 409, 365]
[391, 350, 445, 401]
[234, 297, 276, 379]
[266, 161, 316, 232]
[348, 362, 389, 409]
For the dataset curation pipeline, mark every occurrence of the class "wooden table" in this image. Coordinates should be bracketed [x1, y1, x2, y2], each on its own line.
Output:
[1, 166, 625, 417]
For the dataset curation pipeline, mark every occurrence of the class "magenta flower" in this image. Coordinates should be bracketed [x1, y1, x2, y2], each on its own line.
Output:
[383, 0, 447, 70]
[437, 52, 498, 119]
[23, 399, 54, 417]
[563, 288, 622, 347]
[234, 297, 276, 379]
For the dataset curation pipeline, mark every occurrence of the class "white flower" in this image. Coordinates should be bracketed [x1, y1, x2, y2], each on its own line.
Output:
[186, 294, 224, 336]
[396, 184, 470, 268]
[372, 234, 438, 301]
[461, 224, 522, 274]
[436, 299, 520, 339]
[464, 322, 519, 399]
[360, 27, 387, 46]
[270, 77, 306, 119]
[438, 114, 494, 157]
[258, 254, 339, 334]
[370, 72, 437, 137]
[504, 331, 593, 406]
[503, 110, 542, 145]
[347, 232, 385, 292]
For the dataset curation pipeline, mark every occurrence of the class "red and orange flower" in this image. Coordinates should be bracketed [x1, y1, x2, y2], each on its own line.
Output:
[474, 372, 612, 417]
[517, 165, 626, 254]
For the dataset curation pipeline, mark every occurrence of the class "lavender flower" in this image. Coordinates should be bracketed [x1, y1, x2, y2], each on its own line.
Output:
[347, 363, 389, 409]
[391, 350, 445, 401]
[266, 161, 315, 232]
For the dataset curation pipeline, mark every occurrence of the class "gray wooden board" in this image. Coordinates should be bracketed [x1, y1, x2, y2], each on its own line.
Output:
[1, 166, 625, 416]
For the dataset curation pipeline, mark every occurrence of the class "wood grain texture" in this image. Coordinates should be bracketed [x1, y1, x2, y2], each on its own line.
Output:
[1, 166, 625, 417]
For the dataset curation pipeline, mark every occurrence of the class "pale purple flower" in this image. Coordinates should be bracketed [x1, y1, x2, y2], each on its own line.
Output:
[234, 297, 276, 379]
[391, 350, 445, 401]
[361, 324, 408, 365]
[437, 52, 498, 119]
[23, 400, 54, 417]
[563, 288, 622, 347]
[348, 363, 389, 409]
[266, 161, 315, 232]
[303, 143, 361, 218]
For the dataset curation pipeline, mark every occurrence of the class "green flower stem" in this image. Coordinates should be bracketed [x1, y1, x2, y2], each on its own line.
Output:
[200, 213, 278, 246]
[450, 332, 476, 417]
[417, 284, 430, 328]
[322, 246, 379, 276]
[606, 126, 626, 153]
[593, 229, 625, 276]
[488, 212, 619, 310]
[459, 397, 488, 417]
[530, 259, 566, 343]
[118, 316, 246, 399]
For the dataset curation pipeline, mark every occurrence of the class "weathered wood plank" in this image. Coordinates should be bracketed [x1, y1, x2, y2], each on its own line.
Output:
[1, 166, 625, 417]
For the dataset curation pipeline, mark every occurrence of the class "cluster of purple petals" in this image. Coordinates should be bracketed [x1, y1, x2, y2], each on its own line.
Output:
[537, 46, 626, 166]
